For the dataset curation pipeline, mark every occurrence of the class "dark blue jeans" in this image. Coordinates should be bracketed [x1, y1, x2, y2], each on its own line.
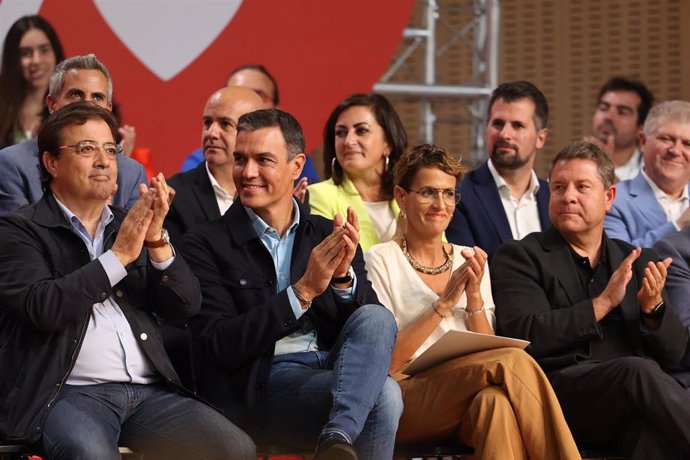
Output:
[258, 304, 402, 459]
[42, 382, 255, 460]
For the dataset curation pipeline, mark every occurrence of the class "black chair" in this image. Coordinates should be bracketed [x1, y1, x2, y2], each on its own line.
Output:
[0, 444, 32, 460]
[256, 442, 475, 460]
[395, 441, 473, 459]
[0, 444, 143, 460]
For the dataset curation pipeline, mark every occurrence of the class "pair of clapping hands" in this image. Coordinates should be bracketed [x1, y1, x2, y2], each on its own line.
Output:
[293, 207, 359, 304]
[594, 248, 672, 322]
[112, 173, 175, 266]
[434, 247, 488, 316]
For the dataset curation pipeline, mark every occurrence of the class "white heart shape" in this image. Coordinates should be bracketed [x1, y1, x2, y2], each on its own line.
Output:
[94, 0, 243, 81]
[0, 0, 44, 59]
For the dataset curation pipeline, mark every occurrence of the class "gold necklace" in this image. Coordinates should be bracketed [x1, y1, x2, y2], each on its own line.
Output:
[401, 236, 453, 275]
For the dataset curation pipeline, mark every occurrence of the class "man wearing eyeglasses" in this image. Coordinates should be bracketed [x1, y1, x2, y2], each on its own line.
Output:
[604, 100, 690, 247]
[446, 81, 551, 262]
[0, 102, 255, 459]
[0, 54, 146, 215]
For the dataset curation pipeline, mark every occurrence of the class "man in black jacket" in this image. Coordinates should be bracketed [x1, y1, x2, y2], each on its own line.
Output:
[182, 109, 402, 460]
[165, 86, 263, 244]
[493, 141, 690, 459]
[0, 102, 254, 459]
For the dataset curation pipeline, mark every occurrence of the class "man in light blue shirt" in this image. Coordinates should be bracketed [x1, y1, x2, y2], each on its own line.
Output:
[0, 102, 255, 459]
[182, 108, 402, 460]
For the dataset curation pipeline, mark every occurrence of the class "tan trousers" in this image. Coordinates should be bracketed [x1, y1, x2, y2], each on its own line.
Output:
[396, 347, 581, 460]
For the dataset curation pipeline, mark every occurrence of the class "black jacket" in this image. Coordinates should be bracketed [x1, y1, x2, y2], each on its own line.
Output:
[0, 192, 202, 443]
[165, 161, 222, 245]
[492, 226, 688, 372]
[181, 200, 380, 424]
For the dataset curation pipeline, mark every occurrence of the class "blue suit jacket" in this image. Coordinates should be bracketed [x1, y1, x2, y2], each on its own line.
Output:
[604, 172, 687, 247]
[446, 161, 551, 261]
[0, 139, 146, 215]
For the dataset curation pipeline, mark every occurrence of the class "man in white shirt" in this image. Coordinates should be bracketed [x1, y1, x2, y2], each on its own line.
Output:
[605, 100, 690, 247]
[165, 86, 263, 244]
[586, 77, 655, 182]
[447, 80, 551, 261]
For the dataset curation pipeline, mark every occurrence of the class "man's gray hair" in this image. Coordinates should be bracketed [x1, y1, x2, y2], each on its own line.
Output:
[48, 54, 113, 104]
[643, 100, 690, 136]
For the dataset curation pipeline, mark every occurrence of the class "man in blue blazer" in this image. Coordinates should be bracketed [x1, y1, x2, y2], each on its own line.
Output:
[0, 54, 146, 215]
[447, 81, 551, 261]
[604, 100, 690, 247]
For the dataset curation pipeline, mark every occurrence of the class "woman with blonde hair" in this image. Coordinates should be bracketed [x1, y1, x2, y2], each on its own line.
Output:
[364, 144, 580, 459]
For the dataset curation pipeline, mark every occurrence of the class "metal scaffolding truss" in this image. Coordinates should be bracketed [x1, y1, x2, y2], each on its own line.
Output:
[373, 0, 500, 164]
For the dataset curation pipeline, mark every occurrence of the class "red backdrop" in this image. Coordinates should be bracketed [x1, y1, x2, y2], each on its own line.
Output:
[19, 0, 416, 174]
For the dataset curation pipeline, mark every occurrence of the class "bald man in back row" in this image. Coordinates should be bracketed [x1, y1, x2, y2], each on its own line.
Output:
[165, 87, 263, 244]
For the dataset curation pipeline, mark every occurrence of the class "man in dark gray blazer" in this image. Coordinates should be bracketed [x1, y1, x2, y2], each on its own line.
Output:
[654, 229, 690, 370]
[493, 141, 690, 459]
[0, 54, 146, 215]
[164, 86, 262, 244]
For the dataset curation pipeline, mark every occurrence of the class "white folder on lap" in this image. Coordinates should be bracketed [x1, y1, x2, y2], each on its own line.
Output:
[401, 330, 530, 376]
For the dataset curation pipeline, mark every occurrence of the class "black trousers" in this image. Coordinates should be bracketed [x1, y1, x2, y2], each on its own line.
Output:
[550, 356, 690, 460]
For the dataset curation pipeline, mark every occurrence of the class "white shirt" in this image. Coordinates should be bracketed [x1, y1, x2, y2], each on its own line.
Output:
[487, 159, 542, 239]
[363, 200, 397, 243]
[615, 148, 642, 182]
[206, 162, 234, 215]
[364, 241, 495, 361]
[641, 167, 689, 231]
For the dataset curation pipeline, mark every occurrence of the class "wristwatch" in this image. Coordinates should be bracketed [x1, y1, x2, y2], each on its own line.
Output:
[332, 266, 354, 285]
[144, 228, 171, 248]
[642, 300, 665, 319]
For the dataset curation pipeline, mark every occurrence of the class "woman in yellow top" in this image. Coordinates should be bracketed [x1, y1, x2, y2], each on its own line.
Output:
[364, 144, 580, 459]
[308, 93, 407, 251]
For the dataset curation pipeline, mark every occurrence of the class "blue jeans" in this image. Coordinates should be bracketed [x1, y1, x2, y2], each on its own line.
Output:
[42, 382, 255, 460]
[258, 304, 403, 460]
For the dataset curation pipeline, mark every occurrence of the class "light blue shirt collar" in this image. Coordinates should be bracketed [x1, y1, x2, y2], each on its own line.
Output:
[245, 199, 301, 240]
[54, 197, 114, 252]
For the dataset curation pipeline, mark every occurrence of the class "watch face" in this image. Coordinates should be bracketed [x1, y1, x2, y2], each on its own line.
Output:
[161, 229, 170, 244]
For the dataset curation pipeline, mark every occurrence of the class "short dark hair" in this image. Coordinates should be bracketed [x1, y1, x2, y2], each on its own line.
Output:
[323, 93, 408, 200]
[548, 141, 615, 189]
[597, 77, 654, 126]
[236, 108, 304, 160]
[488, 81, 549, 131]
[38, 102, 119, 190]
[394, 144, 464, 190]
[229, 64, 279, 106]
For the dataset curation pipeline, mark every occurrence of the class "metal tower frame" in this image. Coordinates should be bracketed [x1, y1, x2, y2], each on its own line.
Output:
[373, 0, 500, 165]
